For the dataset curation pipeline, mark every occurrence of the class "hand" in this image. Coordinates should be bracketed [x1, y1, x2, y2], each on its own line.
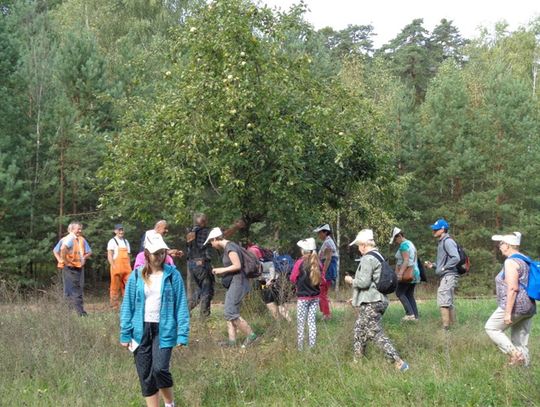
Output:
[186, 232, 195, 243]
[504, 313, 513, 325]
[344, 275, 353, 285]
[424, 261, 434, 269]
[120, 342, 129, 347]
[212, 268, 222, 276]
[168, 249, 184, 258]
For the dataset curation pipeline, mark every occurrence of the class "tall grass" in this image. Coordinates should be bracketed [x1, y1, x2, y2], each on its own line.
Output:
[0, 290, 538, 406]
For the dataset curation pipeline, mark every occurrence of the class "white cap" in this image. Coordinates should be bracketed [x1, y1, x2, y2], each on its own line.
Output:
[297, 237, 317, 252]
[144, 233, 169, 254]
[349, 229, 374, 246]
[389, 227, 401, 244]
[203, 227, 223, 246]
[492, 232, 521, 246]
[313, 224, 331, 233]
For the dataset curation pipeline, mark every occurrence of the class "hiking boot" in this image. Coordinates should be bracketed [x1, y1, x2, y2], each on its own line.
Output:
[241, 333, 258, 348]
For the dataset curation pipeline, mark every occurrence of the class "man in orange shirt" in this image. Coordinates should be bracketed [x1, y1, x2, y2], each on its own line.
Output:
[60, 222, 92, 316]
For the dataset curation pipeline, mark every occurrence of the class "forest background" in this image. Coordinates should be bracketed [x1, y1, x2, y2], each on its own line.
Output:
[1, 0, 539, 295]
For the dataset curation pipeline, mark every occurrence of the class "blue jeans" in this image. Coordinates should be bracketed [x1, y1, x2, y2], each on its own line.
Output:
[62, 266, 86, 316]
[396, 283, 418, 318]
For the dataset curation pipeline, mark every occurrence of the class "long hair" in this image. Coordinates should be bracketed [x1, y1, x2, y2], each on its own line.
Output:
[141, 249, 165, 284]
[306, 251, 321, 286]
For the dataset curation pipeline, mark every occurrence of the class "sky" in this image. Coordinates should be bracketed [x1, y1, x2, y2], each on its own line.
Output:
[260, 0, 540, 47]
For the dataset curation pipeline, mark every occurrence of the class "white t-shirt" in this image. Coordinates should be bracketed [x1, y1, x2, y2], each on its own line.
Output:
[144, 273, 163, 323]
[107, 237, 131, 260]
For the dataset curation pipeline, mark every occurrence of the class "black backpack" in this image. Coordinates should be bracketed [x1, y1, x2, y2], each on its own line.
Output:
[367, 251, 397, 295]
[443, 237, 470, 275]
[240, 247, 263, 279]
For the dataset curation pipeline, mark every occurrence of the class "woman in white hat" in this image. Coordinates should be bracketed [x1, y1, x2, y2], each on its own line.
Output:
[120, 233, 189, 407]
[344, 229, 409, 371]
[290, 237, 324, 350]
[205, 227, 257, 348]
[390, 227, 421, 321]
[485, 232, 536, 366]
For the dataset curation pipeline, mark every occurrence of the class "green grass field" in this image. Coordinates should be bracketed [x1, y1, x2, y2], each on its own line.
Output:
[1, 290, 539, 406]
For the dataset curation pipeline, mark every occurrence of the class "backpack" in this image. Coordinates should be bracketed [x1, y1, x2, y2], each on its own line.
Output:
[367, 251, 397, 295]
[260, 247, 274, 262]
[443, 237, 470, 275]
[509, 253, 540, 301]
[240, 247, 263, 279]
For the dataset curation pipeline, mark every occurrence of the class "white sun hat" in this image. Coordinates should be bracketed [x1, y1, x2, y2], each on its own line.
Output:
[297, 237, 317, 252]
[349, 229, 374, 246]
[389, 227, 402, 244]
[491, 232, 521, 246]
[144, 233, 169, 254]
[203, 227, 224, 246]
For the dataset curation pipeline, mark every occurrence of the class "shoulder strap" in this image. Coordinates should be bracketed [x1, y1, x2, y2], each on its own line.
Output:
[113, 237, 119, 246]
[367, 250, 384, 264]
[509, 253, 531, 264]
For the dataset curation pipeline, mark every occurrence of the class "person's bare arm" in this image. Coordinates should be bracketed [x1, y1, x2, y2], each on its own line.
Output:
[213, 251, 241, 275]
[504, 259, 520, 325]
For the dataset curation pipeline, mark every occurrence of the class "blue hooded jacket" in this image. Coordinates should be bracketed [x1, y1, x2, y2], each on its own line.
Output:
[120, 264, 190, 347]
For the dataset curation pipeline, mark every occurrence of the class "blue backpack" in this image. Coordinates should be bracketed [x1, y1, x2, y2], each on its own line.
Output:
[509, 253, 540, 301]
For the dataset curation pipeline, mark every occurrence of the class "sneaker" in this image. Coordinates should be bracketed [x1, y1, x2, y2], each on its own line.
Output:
[398, 361, 409, 372]
[401, 315, 416, 321]
[218, 340, 237, 348]
[241, 333, 258, 348]
[509, 351, 526, 366]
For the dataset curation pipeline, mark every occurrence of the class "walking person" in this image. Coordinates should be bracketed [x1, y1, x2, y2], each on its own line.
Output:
[390, 227, 420, 321]
[59, 222, 92, 316]
[424, 218, 460, 330]
[120, 232, 189, 407]
[485, 232, 536, 366]
[186, 213, 214, 319]
[107, 224, 132, 310]
[206, 227, 257, 348]
[313, 223, 338, 320]
[345, 229, 409, 371]
[290, 238, 323, 350]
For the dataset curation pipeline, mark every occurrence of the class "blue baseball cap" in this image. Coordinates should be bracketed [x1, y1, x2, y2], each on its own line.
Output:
[430, 218, 449, 231]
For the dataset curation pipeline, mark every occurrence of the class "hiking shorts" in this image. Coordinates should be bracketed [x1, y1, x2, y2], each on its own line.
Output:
[223, 273, 249, 321]
[437, 273, 458, 307]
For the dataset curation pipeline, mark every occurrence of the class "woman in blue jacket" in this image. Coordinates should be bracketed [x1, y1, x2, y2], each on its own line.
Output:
[120, 233, 189, 407]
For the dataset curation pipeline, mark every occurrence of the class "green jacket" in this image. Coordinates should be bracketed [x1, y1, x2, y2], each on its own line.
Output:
[351, 249, 387, 306]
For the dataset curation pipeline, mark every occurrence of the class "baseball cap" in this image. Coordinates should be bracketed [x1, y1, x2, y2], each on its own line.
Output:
[492, 232, 521, 246]
[203, 227, 223, 246]
[389, 227, 401, 244]
[430, 218, 449, 231]
[114, 223, 124, 230]
[313, 224, 331, 233]
[349, 229, 374, 246]
[297, 238, 316, 252]
[144, 233, 169, 254]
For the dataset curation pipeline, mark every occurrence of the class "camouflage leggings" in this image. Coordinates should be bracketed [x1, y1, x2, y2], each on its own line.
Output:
[354, 301, 400, 362]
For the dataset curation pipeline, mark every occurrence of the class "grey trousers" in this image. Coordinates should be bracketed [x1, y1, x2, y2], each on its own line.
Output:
[62, 266, 86, 315]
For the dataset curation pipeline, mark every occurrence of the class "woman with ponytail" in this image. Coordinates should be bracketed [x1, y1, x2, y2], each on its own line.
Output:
[290, 238, 325, 350]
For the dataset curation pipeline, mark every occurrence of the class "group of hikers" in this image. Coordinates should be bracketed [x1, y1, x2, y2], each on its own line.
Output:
[52, 215, 538, 407]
